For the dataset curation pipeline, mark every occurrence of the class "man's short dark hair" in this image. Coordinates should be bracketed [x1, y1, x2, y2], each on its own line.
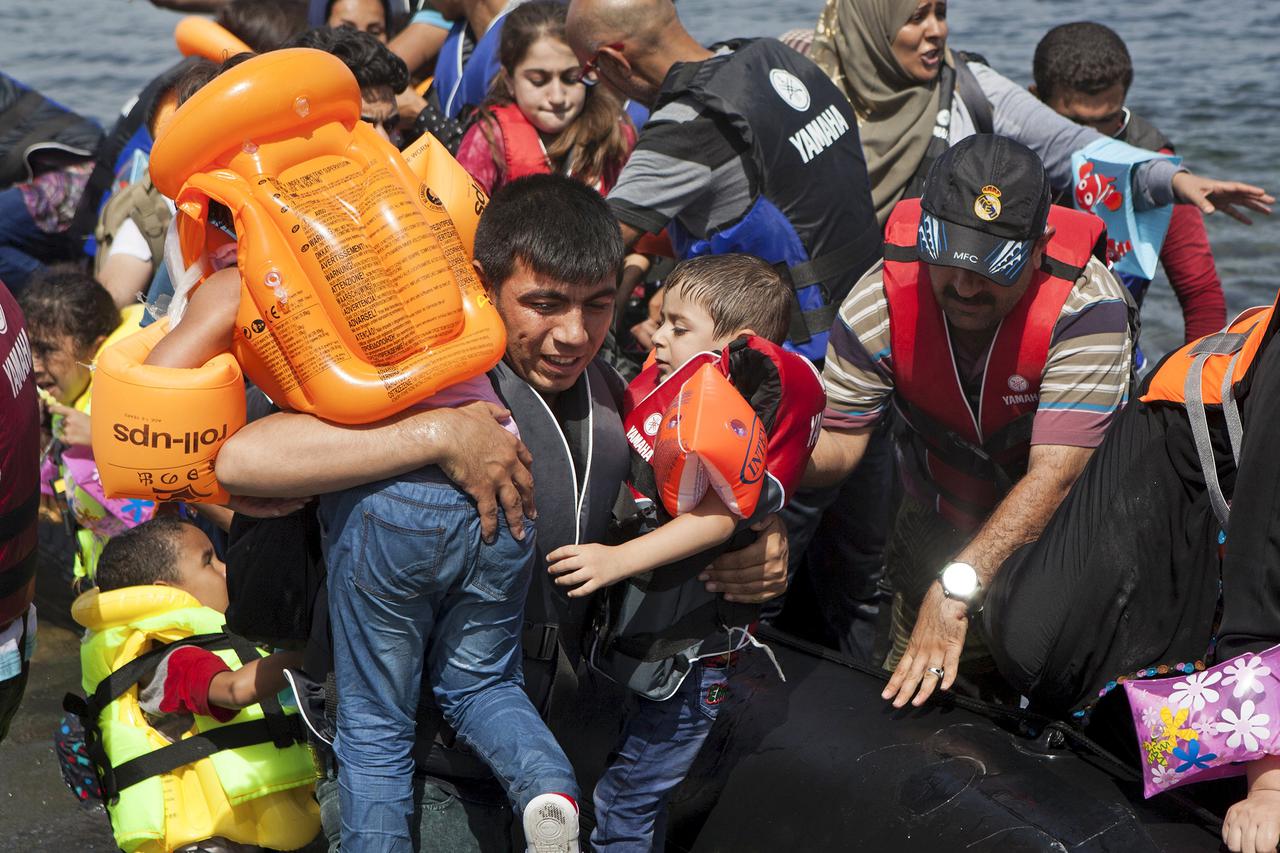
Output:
[1033, 22, 1133, 102]
[473, 175, 624, 289]
[289, 26, 409, 93]
[96, 517, 196, 592]
[666, 254, 791, 345]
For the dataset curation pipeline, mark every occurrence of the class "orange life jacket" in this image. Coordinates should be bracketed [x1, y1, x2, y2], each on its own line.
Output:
[881, 197, 1106, 530]
[91, 49, 504, 504]
[1139, 294, 1280, 528]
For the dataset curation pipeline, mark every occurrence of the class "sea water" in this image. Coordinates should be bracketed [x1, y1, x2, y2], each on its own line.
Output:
[2, 0, 1277, 359]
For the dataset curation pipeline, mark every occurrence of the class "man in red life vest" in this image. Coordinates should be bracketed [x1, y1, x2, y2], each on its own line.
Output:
[804, 134, 1134, 708]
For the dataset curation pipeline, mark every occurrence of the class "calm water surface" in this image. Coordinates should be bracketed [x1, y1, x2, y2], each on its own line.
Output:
[1, 0, 1276, 358]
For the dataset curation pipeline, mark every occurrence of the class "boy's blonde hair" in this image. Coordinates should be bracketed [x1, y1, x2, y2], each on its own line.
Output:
[665, 254, 792, 345]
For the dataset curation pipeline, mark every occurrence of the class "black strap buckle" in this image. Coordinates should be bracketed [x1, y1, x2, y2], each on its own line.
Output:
[522, 623, 560, 662]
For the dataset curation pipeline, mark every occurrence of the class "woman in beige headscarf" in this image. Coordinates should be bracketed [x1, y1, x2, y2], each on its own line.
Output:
[807, 0, 1272, 229]
[810, 0, 950, 223]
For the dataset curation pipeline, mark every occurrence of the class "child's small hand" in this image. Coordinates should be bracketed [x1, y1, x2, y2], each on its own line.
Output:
[47, 401, 92, 447]
[547, 543, 630, 598]
[1223, 787, 1280, 852]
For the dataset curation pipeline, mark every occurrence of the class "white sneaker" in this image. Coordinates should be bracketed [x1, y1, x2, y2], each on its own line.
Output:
[523, 792, 580, 853]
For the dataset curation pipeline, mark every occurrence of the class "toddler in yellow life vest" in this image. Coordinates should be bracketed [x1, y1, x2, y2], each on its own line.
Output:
[69, 517, 318, 853]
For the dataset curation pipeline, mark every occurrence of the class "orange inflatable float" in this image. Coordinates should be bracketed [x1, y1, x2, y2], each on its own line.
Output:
[92, 49, 505, 503]
[174, 16, 253, 63]
[650, 364, 767, 520]
[92, 321, 247, 504]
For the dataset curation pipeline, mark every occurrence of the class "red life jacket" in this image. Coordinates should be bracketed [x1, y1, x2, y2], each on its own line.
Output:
[488, 103, 628, 195]
[882, 197, 1106, 530]
[489, 103, 552, 182]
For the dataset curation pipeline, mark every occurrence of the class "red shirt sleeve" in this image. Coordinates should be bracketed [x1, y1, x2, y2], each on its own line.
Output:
[151, 646, 237, 723]
[1159, 203, 1227, 342]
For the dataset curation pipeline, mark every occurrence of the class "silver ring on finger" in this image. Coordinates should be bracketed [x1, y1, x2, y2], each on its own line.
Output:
[926, 666, 945, 679]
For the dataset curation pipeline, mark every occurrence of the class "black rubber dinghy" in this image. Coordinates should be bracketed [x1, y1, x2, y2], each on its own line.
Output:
[565, 626, 1229, 852]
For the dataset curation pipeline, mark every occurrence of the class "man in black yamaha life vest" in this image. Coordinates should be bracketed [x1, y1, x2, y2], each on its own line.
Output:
[565, 0, 880, 364]
[804, 135, 1136, 709]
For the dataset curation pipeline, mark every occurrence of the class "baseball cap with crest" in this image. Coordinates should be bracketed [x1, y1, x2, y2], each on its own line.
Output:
[916, 134, 1052, 287]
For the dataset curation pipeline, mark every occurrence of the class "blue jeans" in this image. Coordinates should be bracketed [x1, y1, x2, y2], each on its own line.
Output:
[590, 660, 732, 853]
[321, 469, 578, 853]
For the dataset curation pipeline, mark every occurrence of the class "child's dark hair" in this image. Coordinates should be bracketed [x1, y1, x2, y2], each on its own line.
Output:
[17, 265, 119, 355]
[665, 254, 792, 345]
[289, 26, 409, 94]
[175, 54, 258, 107]
[215, 0, 309, 52]
[96, 517, 197, 592]
[474, 174, 624, 289]
[476, 0, 632, 190]
[1033, 22, 1133, 102]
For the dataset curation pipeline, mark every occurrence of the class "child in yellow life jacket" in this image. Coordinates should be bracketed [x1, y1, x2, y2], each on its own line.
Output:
[69, 517, 318, 853]
[546, 255, 826, 852]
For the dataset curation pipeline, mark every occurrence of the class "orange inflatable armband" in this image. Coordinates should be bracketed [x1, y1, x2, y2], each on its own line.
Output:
[90, 321, 247, 504]
[174, 16, 252, 63]
[650, 364, 767, 519]
[148, 48, 506, 424]
[400, 130, 489, 257]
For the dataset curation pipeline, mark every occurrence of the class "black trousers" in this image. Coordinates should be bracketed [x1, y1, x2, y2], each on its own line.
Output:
[984, 329, 1280, 716]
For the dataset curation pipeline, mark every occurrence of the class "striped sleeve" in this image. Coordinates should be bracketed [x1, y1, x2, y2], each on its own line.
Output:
[606, 97, 752, 236]
[1030, 256, 1134, 447]
[820, 263, 895, 430]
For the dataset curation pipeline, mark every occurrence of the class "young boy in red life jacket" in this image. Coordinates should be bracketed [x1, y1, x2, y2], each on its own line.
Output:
[547, 253, 826, 851]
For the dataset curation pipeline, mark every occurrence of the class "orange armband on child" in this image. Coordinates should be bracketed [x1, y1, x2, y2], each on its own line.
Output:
[91, 49, 506, 503]
[91, 321, 246, 505]
[650, 364, 767, 520]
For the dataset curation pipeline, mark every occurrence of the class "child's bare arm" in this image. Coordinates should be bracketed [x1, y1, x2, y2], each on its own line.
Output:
[206, 650, 304, 711]
[145, 267, 241, 368]
[547, 490, 738, 598]
[1222, 754, 1280, 852]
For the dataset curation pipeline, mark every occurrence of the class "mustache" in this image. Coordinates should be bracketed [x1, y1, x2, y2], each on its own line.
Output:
[942, 286, 995, 307]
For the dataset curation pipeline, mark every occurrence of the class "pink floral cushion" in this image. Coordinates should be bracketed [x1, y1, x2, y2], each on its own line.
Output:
[1124, 645, 1279, 797]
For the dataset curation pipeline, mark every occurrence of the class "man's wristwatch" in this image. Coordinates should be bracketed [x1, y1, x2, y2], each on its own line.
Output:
[938, 561, 985, 613]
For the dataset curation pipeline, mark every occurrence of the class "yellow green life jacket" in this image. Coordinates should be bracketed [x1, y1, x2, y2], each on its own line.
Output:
[67, 585, 319, 853]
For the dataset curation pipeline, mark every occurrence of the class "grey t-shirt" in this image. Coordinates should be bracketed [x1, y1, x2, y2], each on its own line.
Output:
[607, 47, 756, 240]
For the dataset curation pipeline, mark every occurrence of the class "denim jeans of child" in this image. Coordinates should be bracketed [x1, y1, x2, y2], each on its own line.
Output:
[321, 470, 578, 853]
[590, 660, 732, 853]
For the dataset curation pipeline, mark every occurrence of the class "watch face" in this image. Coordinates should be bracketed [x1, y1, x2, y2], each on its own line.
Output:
[942, 562, 978, 598]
